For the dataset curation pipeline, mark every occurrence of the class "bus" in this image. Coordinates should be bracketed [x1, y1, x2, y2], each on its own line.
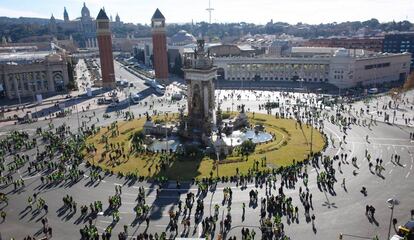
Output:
[367, 88, 378, 94]
[155, 85, 165, 95]
[130, 93, 142, 104]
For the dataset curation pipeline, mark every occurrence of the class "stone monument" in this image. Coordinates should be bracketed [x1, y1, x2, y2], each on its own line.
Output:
[183, 39, 217, 141]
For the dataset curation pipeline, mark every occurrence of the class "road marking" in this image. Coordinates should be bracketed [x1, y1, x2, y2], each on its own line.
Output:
[411, 165, 413, 170]
[22, 173, 40, 180]
[389, 169, 393, 175]
[406, 172, 410, 178]
[98, 220, 113, 224]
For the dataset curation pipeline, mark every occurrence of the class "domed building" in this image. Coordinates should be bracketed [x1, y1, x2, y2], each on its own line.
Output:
[170, 30, 196, 46]
[81, 2, 90, 18]
[50, 3, 124, 48]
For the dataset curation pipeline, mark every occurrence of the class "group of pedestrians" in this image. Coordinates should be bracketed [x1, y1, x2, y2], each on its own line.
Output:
[2, 88, 414, 240]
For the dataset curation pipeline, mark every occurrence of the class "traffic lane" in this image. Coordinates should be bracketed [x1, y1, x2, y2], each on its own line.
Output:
[114, 61, 148, 91]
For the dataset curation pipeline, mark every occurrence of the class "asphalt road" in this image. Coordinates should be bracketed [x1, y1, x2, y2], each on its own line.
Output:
[1, 87, 413, 240]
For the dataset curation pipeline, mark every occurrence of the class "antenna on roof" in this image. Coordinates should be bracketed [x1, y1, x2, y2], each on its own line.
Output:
[206, 0, 214, 24]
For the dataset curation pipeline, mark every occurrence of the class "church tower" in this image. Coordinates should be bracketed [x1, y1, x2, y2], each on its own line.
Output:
[96, 8, 115, 88]
[63, 7, 69, 22]
[49, 14, 57, 34]
[183, 39, 217, 138]
[151, 8, 169, 84]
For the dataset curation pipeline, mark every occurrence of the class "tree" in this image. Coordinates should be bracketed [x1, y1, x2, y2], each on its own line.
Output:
[66, 62, 77, 91]
[171, 55, 184, 77]
[129, 130, 145, 152]
[403, 72, 414, 91]
[238, 140, 256, 156]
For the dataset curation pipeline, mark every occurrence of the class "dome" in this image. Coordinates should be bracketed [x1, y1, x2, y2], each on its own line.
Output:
[170, 30, 196, 46]
[81, 2, 90, 18]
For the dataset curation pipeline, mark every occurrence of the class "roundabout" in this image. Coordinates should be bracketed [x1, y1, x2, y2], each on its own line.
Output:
[84, 112, 326, 180]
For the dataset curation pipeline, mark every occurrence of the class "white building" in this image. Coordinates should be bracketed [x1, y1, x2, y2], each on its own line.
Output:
[214, 47, 411, 88]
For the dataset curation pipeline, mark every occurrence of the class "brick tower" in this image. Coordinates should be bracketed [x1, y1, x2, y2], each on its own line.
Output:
[151, 8, 169, 84]
[96, 8, 115, 88]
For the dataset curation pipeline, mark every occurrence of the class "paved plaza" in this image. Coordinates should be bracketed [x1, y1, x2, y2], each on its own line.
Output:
[1, 63, 414, 240]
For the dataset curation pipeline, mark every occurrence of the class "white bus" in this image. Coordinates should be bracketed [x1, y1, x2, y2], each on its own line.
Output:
[367, 88, 378, 94]
[130, 93, 142, 104]
[155, 85, 165, 95]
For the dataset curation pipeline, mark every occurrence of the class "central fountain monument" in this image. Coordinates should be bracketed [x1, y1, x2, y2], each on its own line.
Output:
[180, 39, 217, 143]
[142, 39, 273, 156]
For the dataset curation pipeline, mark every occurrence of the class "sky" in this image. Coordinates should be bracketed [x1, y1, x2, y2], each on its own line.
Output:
[0, 0, 413, 25]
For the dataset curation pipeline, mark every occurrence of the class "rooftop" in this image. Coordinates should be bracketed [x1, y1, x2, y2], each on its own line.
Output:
[152, 8, 165, 20]
[96, 8, 109, 20]
[0, 51, 59, 64]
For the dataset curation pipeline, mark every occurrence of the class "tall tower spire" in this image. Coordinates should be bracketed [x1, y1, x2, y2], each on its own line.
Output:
[63, 7, 69, 22]
[96, 8, 116, 88]
[151, 8, 169, 84]
[206, 0, 214, 24]
[49, 14, 57, 34]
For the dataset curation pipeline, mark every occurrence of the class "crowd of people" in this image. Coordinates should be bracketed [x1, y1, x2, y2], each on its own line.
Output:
[0, 88, 413, 240]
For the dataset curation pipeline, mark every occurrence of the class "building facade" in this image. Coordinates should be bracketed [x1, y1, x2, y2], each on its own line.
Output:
[96, 9, 116, 88]
[305, 37, 384, 52]
[0, 52, 69, 100]
[215, 47, 411, 88]
[151, 9, 169, 83]
[383, 32, 414, 70]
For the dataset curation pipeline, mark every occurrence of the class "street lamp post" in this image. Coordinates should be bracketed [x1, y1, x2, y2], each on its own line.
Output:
[387, 197, 399, 240]
[165, 114, 169, 157]
[75, 102, 81, 135]
[30, 83, 38, 120]
[310, 107, 316, 155]
[215, 149, 219, 178]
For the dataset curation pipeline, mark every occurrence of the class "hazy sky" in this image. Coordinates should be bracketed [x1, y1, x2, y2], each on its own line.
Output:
[0, 0, 413, 25]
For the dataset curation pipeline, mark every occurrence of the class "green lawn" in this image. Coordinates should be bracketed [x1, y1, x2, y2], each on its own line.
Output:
[84, 113, 325, 180]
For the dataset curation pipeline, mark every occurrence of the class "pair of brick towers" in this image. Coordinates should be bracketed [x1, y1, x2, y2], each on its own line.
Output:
[96, 8, 168, 88]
